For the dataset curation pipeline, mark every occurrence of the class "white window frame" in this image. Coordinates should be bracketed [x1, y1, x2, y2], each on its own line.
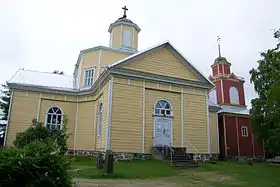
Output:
[45, 106, 63, 130]
[154, 99, 173, 117]
[229, 86, 239, 104]
[123, 29, 132, 48]
[97, 103, 103, 137]
[241, 126, 248, 137]
[83, 67, 95, 88]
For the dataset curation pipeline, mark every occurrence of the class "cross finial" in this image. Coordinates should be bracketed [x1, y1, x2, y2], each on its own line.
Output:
[217, 36, 221, 57]
[122, 6, 128, 18]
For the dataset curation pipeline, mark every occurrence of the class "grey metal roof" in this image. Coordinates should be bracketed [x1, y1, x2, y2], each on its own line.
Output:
[218, 105, 250, 115]
[108, 17, 141, 33]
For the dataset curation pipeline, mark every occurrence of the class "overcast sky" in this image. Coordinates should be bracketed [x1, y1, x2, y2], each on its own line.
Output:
[1, 0, 279, 108]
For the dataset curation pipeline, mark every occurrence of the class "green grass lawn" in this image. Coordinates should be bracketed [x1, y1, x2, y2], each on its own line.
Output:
[72, 156, 280, 187]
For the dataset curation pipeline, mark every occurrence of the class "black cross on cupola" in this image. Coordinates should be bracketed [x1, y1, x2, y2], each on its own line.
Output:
[122, 6, 128, 18]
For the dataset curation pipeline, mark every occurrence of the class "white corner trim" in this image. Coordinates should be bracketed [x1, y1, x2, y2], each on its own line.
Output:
[110, 29, 114, 47]
[4, 90, 14, 146]
[36, 93, 42, 121]
[142, 81, 146, 153]
[97, 49, 103, 78]
[93, 102, 97, 151]
[216, 112, 220, 154]
[222, 64, 225, 74]
[206, 91, 211, 154]
[221, 80, 225, 103]
[74, 99, 79, 154]
[106, 77, 114, 150]
[132, 27, 135, 48]
[180, 87, 184, 147]
[77, 55, 84, 89]
[120, 24, 123, 46]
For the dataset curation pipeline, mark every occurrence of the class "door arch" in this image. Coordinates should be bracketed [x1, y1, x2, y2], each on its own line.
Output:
[153, 99, 173, 147]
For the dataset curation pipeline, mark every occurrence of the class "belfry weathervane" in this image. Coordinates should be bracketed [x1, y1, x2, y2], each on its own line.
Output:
[122, 6, 128, 18]
[217, 36, 221, 57]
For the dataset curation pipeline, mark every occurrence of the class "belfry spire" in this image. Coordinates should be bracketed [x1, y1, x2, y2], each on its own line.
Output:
[217, 36, 221, 57]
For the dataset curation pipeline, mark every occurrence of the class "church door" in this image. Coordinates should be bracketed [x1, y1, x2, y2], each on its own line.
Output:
[153, 99, 173, 147]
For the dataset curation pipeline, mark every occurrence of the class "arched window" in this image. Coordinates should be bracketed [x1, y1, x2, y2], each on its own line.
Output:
[46, 107, 63, 130]
[230, 87, 239, 104]
[154, 99, 173, 117]
[97, 103, 103, 136]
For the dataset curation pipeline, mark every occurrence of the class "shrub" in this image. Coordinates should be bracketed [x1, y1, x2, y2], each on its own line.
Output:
[13, 118, 69, 154]
[0, 140, 73, 187]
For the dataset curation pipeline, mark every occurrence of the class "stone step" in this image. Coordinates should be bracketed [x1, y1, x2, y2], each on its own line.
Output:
[172, 161, 198, 167]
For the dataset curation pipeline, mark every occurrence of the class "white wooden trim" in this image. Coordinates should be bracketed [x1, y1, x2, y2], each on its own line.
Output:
[241, 126, 248, 137]
[180, 87, 184, 147]
[216, 112, 220, 153]
[97, 49, 103, 78]
[36, 93, 42, 121]
[235, 117, 240, 156]
[44, 106, 64, 129]
[132, 27, 135, 48]
[206, 91, 211, 154]
[106, 77, 114, 150]
[222, 64, 225, 74]
[120, 24, 123, 46]
[142, 81, 145, 153]
[77, 55, 84, 89]
[74, 99, 79, 154]
[221, 80, 225, 103]
[217, 64, 220, 75]
[83, 67, 95, 88]
[169, 84, 172, 91]
[110, 29, 114, 47]
[4, 90, 14, 146]
[93, 102, 97, 150]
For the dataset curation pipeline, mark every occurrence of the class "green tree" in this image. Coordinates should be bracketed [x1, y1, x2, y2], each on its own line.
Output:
[250, 29, 280, 157]
[0, 82, 11, 120]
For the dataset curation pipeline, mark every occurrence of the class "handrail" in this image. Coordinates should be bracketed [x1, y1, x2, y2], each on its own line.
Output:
[163, 145, 174, 162]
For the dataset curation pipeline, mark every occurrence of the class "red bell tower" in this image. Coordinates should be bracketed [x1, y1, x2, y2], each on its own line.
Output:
[209, 37, 246, 107]
[208, 37, 264, 159]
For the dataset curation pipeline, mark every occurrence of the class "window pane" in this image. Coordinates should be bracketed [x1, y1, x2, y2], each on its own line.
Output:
[161, 110, 165, 115]
[57, 115, 62, 124]
[166, 110, 171, 115]
[56, 109, 62, 114]
[155, 109, 160, 114]
[47, 114, 52, 123]
[155, 102, 161, 108]
[165, 103, 170, 109]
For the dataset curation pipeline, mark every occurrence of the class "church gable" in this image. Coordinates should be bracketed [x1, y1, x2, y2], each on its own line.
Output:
[112, 42, 210, 83]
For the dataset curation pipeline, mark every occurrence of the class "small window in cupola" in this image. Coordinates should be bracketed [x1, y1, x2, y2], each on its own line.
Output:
[123, 29, 132, 48]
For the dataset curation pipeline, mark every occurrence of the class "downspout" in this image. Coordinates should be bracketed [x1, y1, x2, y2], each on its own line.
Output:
[74, 98, 79, 154]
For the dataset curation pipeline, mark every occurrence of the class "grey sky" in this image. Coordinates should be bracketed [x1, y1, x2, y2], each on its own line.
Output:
[1, 0, 279, 108]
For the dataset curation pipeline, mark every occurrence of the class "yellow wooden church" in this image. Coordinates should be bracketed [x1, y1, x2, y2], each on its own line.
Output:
[5, 7, 221, 158]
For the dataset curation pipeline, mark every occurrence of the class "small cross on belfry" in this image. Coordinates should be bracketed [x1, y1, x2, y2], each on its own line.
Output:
[122, 6, 128, 18]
